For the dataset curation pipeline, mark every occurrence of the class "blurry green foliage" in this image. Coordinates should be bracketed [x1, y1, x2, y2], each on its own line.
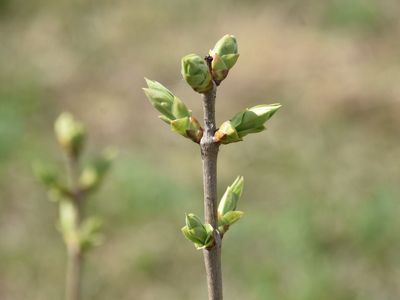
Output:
[323, 0, 385, 31]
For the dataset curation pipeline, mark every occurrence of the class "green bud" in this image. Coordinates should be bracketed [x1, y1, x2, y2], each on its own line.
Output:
[218, 176, 244, 216]
[33, 161, 59, 188]
[33, 161, 71, 201]
[185, 213, 203, 229]
[79, 217, 103, 253]
[143, 78, 190, 122]
[171, 116, 203, 143]
[181, 213, 214, 249]
[210, 34, 239, 82]
[215, 104, 281, 144]
[181, 54, 213, 93]
[79, 147, 117, 193]
[144, 78, 204, 142]
[58, 200, 79, 247]
[54, 112, 86, 157]
[214, 120, 241, 144]
[217, 176, 245, 234]
[218, 211, 244, 232]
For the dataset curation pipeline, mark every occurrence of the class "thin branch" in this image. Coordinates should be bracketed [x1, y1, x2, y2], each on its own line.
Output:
[65, 155, 83, 300]
[200, 81, 223, 300]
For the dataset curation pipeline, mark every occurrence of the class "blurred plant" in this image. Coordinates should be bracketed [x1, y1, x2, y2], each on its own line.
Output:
[144, 34, 280, 300]
[34, 112, 116, 300]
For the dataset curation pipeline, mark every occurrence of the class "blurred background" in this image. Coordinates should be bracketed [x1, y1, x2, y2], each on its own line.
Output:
[1, 0, 400, 299]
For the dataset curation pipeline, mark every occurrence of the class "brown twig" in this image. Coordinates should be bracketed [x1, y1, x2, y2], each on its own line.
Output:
[200, 81, 223, 300]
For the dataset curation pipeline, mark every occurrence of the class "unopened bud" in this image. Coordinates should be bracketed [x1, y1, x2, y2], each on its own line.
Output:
[58, 201, 79, 247]
[218, 176, 244, 216]
[54, 113, 86, 157]
[143, 78, 190, 122]
[181, 54, 213, 93]
[215, 104, 281, 144]
[144, 78, 204, 142]
[181, 213, 214, 249]
[171, 116, 203, 143]
[33, 161, 71, 201]
[79, 148, 117, 193]
[209, 34, 239, 82]
[79, 217, 103, 253]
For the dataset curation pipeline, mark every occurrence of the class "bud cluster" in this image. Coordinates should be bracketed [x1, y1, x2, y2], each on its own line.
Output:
[181, 176, 245, 248]
[35, 112, 115, 253]
[180, 34, 240, 93]
[143, 78, 203, 143]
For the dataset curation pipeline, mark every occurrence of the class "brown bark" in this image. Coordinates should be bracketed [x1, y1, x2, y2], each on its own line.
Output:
[200, 82, 223, 300]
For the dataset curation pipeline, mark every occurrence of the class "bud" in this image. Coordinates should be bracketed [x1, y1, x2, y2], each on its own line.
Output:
[33, 161, 71, 201]
[79, 147, 117, 193]
[58, 200, 79, 247]
[33, 161, 59, 188]
[217, 176, 245, 234]
[143, 78, 189, 122]
[143, 78, 204, 142]
[218, 176, 244, 216]
[209, 34, 239, 82]
[54, 113, 86, 157]
[181, 213, 214, 249]
[214, 103, 281, 144]
[214, 120, 241, 144]
[170, 116, 203, 143]
[181, 54, 213, 93]
[79, 217, 103, 253]
[219, 211, 244, 229]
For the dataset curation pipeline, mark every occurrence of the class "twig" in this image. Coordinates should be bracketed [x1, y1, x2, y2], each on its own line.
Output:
[200, 82, 223, 300]
[65, 155, 83, 300]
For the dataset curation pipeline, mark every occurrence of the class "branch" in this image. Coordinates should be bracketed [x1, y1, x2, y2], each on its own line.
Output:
[65, 155, 83, 300]
[200, 81, 223, 300]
